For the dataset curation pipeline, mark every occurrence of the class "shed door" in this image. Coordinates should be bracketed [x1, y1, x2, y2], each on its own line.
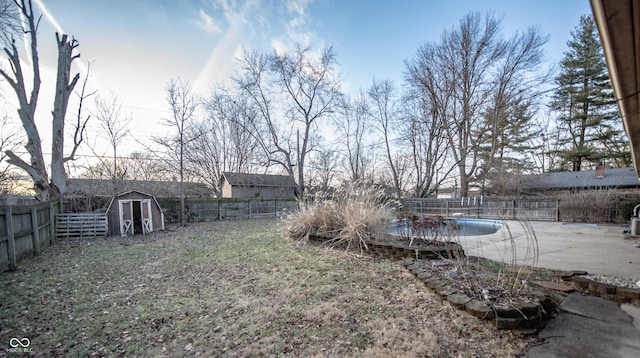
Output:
[119, 200, 134, 236]
[141, 199, 152, 234]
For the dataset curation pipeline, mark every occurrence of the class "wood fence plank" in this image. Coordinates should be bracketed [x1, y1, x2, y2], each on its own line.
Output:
[31, 207, 40, 255]
[6, 206, 16, 271]
[56, 213, 107, 239]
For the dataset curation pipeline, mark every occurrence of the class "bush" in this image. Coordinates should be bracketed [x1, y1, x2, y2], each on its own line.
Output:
[558, 188, 618, 223]
[620, 200, 640, 221]
[283, 185, 397, 253]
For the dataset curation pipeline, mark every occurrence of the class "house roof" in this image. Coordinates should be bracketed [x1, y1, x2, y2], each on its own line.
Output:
[221, 172, 297, 188]
[519, 167, 640, 191]
[591, 0, 640, 177]
[66, 178, 213, 198]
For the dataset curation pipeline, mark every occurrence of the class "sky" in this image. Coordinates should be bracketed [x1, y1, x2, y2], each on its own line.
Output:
[1, 0, 593, 176]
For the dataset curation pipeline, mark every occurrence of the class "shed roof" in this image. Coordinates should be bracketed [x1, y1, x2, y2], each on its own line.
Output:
[66, 178, 213, 198]
[221, 172, 297, 188]
[519, 167, 640, 191]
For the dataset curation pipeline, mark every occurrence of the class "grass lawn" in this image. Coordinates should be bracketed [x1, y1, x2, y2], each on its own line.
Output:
[0, 219, 534, 357]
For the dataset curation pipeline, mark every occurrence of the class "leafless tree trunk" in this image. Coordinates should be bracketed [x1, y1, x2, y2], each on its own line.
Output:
[368, 79, 406, 198]
[153, 77, 198, 225]
[91, 91, 131, 194]
[334, 92, 372, 184]
[271, 45, 342, 197]
[0, 0, 46, 199]
[50, 33, 82, 198]
[234, 45, 341, 198]
[401, 90, 455, 197]
[0, 0, 87, 201]
[191, 90, 264, 196]
[405, 12, 547, 197]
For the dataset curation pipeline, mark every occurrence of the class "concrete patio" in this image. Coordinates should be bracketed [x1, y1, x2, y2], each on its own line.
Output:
[460, 220, 640, 281]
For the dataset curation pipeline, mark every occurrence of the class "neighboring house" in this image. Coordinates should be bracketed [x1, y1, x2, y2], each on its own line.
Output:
[105, 190, 165, 236]
[517, 167, 640, 195]
[66, 178, 214, 199]
[220, 172, 297, 199]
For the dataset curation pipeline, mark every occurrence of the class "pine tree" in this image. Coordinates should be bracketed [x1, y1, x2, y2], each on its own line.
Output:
[552, 14, 630, 171]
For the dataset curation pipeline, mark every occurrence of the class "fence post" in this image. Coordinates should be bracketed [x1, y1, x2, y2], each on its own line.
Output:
[274, 199, 277, 218]
[6, 205, 16, 271]
[512, 200, 516, 219]
[31, 206, 41, 255]
[446, 200, 450, 216]
[249, 200, 252, 219]
[555, 199, 560, 222]
[49, 201, 56, 243]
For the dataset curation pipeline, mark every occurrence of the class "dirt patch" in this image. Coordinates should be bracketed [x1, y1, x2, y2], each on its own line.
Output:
[0, 219, 536, 357]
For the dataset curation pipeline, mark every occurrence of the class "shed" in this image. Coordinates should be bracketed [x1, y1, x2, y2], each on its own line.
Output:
[106, 190, 165, 236]
[220, 172, 298, 198]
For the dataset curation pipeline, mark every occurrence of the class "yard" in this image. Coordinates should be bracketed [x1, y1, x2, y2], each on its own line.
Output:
[0, 219, 535, 357]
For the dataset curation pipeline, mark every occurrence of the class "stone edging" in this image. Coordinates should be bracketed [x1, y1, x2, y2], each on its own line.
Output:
[307, 234, 556, 334]
[401, 259, 555, 335]
[564, 273, 640, 305]
[308, 234, 465, 260]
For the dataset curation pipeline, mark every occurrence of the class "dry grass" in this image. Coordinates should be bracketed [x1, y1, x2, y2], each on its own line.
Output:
[283, 187, 396, 253]
[0, 219, 534, 357]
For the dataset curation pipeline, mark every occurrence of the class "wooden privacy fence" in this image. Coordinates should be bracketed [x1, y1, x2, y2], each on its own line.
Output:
[56, 213, 107, 239]
[0, 200, 60, 273]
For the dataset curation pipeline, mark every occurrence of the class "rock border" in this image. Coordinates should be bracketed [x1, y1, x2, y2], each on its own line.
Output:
[563, 272, 640, 305]
[308, 233, 556, 334]
[402, 259, 556, 335]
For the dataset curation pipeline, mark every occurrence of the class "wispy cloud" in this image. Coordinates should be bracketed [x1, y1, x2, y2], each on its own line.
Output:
[193, 0, 323, 94]
[271, 0, 319, 53]
[193, 0, 254, 93]
[196, 8, 221, 34]
[35, 0, 95, 87]
[34, 0, 64, 34]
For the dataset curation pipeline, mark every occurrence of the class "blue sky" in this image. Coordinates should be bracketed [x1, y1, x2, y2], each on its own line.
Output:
[3, 0, 593, 167]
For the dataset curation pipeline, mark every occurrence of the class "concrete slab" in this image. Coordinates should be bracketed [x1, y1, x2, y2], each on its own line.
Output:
[558, 293, 632, 324]
[525, 294, 640, 358]
[460, 220, 640, 280]
[622, 304, 640, 331]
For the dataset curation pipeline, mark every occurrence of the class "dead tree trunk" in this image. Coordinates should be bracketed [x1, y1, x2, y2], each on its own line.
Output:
[50, 33, 80, 198]
[0, 0, 49, 200]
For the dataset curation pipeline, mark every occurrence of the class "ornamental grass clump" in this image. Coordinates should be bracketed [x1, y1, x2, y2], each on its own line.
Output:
[283, 186, 397, 253]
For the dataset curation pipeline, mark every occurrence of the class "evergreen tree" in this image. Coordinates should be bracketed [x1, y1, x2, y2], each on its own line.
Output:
[552, 14, 630, 171]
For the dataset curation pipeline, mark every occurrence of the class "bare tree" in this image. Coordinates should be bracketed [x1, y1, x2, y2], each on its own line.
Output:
[152, 77, 198, 225]
[92, 92, 131, 181]
[368, 78, 407, 198]
[272, 45, 342, 197]
[0, 0, 19, 45]
[405, 12, 548, 196]
[0, 0, 86, 200]
[80, 152, 171, 182]
[400, 90, 455, 197]
[306, 147, 340, 193]
[190, 89, 263, 196]
[0, 114, 20, 195]
[334, 92, 373, 183]
[235, 45, 342, 198]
